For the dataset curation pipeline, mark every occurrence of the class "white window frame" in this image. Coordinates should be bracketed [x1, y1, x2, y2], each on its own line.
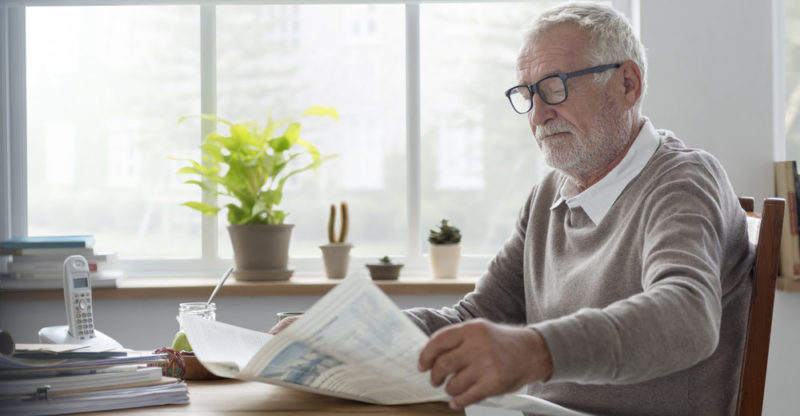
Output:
[0, 0, 636, 277]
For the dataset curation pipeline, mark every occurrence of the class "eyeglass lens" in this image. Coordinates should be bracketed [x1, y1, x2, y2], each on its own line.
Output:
[508, 76, 567, 113]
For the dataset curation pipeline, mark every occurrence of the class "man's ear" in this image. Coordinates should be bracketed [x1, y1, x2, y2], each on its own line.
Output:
[619, 60, 642, 109]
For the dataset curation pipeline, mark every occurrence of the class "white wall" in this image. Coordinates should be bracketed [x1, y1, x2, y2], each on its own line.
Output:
[0, 294, 464, 349]
[640, 0, 799, 414]
[641, 0, 775, 204]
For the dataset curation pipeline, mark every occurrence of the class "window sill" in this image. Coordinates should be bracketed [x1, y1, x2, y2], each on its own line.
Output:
[0, 276, 479, 301]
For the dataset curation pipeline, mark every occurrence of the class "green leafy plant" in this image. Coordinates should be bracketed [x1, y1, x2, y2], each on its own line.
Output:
[175, 106, 338, 225]
[378, 255, 392, 265]
[428, 219, 462, 245]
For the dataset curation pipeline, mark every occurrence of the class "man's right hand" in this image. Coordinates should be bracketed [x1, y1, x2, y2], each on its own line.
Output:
[268, 316, 300, 335]
[417, 319, 554, 410]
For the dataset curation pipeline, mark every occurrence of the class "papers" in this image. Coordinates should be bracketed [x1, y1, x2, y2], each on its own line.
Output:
[0, 352, 165, 375]
[184, 275, 590, 415]
[0, 381, 188, 415]
[0, 351, 187, 415]
[12, 344, 127, 359]
[0, 366, 163, 395]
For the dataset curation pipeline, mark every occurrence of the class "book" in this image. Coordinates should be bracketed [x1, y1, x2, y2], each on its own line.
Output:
[8, 251, 115, 264]
[0, 235, 95, 250]
[183, 275, 589, 416]
[793, 161, 800, 235]
[0, 271, 123, 290]
[774, 161, 800, 280]
[7, 252, 117, 274]
[0, 247, 95, 256]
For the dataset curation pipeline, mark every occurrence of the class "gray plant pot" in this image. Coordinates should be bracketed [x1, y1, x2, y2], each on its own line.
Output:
[366, 264, 403, 281]
[227, 224, 294, 281]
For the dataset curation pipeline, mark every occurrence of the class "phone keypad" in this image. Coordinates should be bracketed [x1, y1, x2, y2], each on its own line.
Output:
[72, 292, 95, 339]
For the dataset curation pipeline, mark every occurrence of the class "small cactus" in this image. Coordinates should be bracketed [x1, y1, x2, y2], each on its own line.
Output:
[428, 219, 461, 245]
[328, 201, 349, 243]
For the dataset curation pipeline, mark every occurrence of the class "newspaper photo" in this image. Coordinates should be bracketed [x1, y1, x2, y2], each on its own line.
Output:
[183, 275, 589, 415]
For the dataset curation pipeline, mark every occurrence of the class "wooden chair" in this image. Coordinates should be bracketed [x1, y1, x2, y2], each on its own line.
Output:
[736, 197, 784, 416]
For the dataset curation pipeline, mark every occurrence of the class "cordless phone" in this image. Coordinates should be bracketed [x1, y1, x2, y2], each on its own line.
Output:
[38, 255, 122, 348]
[64, 255, 95, 339]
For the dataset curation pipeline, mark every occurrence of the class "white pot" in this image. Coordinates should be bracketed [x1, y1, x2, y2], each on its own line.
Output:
[429, 243, 461, 279]
[320, 243, 353, 279]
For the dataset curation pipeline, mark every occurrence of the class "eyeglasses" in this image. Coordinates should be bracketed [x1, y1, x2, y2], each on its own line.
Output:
[504, 63, 621, 114]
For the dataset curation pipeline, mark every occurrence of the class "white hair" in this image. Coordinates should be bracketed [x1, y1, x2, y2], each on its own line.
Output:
[523, 2, 648, 111]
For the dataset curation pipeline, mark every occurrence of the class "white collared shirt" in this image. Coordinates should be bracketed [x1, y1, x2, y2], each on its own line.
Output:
[549, 119, 661, 225]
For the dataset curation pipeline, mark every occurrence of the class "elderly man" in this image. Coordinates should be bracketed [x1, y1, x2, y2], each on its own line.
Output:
[407, 2, 753, 415]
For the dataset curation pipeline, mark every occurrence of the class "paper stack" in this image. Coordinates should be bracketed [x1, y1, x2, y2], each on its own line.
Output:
[0, 344, 188, 415]
[0, 235, 123, 290]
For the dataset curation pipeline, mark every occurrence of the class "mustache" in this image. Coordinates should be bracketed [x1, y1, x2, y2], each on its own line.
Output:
[535, 121, 576, 141]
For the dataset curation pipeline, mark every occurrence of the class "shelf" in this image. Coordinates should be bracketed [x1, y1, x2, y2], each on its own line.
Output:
[777, 276, 800, 292]
[0, 275, 479, 301]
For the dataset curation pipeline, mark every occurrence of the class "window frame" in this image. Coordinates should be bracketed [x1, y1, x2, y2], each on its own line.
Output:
[1, 0, 636, 277]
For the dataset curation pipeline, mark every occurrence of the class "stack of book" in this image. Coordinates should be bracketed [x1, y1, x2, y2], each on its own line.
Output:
[0, 344, 188, 414]
[0, 235, 123, 290]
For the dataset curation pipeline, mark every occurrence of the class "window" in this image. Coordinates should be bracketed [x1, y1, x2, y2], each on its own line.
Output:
[787, 1, 800, 160]
[5, 1, 620, 277]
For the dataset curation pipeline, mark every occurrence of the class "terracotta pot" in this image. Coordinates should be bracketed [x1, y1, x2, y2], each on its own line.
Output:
[227, 224, 294, 281]
[429, 243, 461, 279]
[319, 243, 353, 279]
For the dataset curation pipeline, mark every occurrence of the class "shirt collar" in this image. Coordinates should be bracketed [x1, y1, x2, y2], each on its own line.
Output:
[549, 119, 660, 225]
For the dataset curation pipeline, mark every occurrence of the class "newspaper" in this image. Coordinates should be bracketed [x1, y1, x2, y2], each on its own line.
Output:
[183, 274, 590, 415]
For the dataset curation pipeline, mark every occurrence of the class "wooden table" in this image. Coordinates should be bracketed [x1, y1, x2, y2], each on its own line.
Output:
[106, 379, 464, 415]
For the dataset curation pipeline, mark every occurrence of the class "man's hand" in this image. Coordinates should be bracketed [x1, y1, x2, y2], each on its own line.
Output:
[268, 316, 300, 335]
[417, 319, 553, 410]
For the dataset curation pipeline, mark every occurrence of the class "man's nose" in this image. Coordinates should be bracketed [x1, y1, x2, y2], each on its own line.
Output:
[530, 94, 556, 127]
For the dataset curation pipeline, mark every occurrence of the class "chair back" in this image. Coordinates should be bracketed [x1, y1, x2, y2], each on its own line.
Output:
[736, 197, 784, 416]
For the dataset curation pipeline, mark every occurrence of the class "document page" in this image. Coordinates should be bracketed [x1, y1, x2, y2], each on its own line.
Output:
[184, 275, 591, 415]
[181, 318, 272, 377]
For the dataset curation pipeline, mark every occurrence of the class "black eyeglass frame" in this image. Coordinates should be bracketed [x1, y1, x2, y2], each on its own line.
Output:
[504, 63, 622, 114]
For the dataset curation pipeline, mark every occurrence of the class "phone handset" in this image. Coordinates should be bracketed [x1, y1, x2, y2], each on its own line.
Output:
[38, 255, 122, 348]
[64, 255, 95, 339]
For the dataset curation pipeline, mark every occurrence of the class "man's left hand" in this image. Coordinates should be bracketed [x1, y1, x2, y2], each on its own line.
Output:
[417, 319, 553, 410]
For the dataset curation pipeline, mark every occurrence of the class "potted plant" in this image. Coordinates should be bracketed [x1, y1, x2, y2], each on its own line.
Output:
[175, 106, 338, 281]
[428, 219, 461, 279]
[366, 256, 403, 281]
[319, 201, 352, 279]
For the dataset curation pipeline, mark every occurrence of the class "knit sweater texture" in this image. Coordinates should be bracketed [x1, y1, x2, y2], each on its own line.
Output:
[405, 131, 754, 415]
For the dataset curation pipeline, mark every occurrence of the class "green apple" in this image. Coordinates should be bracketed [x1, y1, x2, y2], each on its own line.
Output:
[171, 331, 192, 352]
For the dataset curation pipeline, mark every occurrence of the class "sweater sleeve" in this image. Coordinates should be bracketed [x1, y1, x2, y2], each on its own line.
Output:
[532, 158, 743, 384]
[404, 188, 534, 336]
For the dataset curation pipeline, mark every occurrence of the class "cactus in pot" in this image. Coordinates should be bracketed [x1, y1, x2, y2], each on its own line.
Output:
[320, 201, 352, 279]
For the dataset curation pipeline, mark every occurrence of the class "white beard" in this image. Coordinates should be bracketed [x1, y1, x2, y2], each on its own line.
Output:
[535, 99, 631, 183]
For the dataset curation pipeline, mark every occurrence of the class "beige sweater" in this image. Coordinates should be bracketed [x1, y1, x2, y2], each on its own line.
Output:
[405, 131, 754, 415]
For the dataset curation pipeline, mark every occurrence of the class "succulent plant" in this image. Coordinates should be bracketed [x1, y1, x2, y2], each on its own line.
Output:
[428, 219, 461, 245]
[328, 201, 349, 243]
[379, 255, 392, 265]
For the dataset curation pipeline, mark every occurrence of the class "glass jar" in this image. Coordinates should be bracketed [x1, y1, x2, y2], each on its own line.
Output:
[177, 302, 216, 330]
[171, 302, 216, 351]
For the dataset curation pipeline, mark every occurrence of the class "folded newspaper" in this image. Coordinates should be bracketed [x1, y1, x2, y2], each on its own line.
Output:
[183, 274, 589, 416]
